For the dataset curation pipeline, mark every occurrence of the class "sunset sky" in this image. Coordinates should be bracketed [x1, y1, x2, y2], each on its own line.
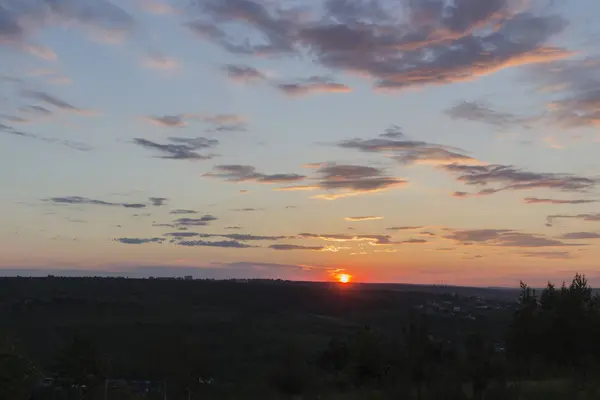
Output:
[1, 0, 599, 286]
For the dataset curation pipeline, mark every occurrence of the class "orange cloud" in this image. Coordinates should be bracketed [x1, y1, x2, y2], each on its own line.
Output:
[345, 216, 384, 221]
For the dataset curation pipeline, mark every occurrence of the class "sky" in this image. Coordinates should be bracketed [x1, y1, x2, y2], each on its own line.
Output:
[1, 0, 600, 286]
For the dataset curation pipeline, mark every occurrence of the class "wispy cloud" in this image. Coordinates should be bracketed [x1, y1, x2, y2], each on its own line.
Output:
[204, 165, 305, 183]
[546, 214, 600, 227]
[520, 251, 572, 259]
[559, 232, 600, 240]
[275, 76, 351, 96]
[20, 105, 52, 116]
[168, 233, 287, 242]
[177, 240, 256, 248]
[23, 43, 57, 61]
[298, 232, 394, 245]
[269, 244, 327, 251]
[446, 101, 533, 129]
[133, 137, 217, 160]
[137, 0, 178, 15]
[528, 57, 600, 129]
[387, 226, 423, 231]
[46, 196, 147, 208]
[23, 90, 94, 115]
[337, 126, 482, 166]
[1, 121, 91, 151]
[445, 229, 583, 248]
[524, 197, 597, 205]
[170, 209, 197, 214]
[115, 237, 165, 244]
[0, 0, 135, 54]
[222, 64, 265, 83]
[173, 216, 218, 227]
[345, 216, 383, 221]
[146, 114, 189, 127]
[441, 164, 598, 196]
[142, 52, 180, 71]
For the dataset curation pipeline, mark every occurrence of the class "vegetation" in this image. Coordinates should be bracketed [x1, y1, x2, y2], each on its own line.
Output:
[0, 275, 599, 399]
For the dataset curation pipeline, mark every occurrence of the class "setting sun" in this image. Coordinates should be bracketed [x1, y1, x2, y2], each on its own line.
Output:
[338, 274, 351, 284]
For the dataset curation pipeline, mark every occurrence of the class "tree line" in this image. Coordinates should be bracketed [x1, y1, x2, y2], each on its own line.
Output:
[2, 274, 600, 399]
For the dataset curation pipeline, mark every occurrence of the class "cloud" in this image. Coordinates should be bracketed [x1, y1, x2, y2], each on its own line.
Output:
[524, 197, 597, 205]
[186, 0, 570, 90]
[203, 114, 245, 125]
[164, 232, 200, 238]
[380, 125, 404, 138]
[559, 232, 600, 240]
[272, 162, 407, 199]
[137, 0, 178, 15]
[22, 43, 57, 61]
[20, 105, 52, 116]
[441, 164, 598, 196]
[173, 215, 218, 227]
[149, 197, 168, 206]
[133, 137, 217, 160]
[215, 233, 286, 241]
[23, 90, 93, 115]
[274, 185, 320, 192]
[520, 251, 572, 259]
[298, 233, 394, 245]
[402, 238, 428, 244]
[145, 113, 246, 131]
[3, 116, 29, 124]
[337, 127, 481, 166]
[169, 209, 197, 214]
[1, 121, 92, 151]
[419, 231, 437, 237]
[296, 232, 426, 246]
[142, 53, 180, 70]
[204, 164, 305, 183]
[275, 76, 351, 96]
[146, 114, 188, 127]
[345, 216, 383, 221]
[453, 191, 469, 198]
[0, 0, 135, 52]
[528, 57, 600, 129]
[202, 114, 248, 133]
[46, 196, 147, 208]
[546, 214, 600, 227]
[225, 226, 242, 230]
[186, 0, 298, 55]
[168, 233, 287, 242]
[269, 244, 326, 251]
[177, 240, 255, 248]
[387, 226, 423, 231]
[115, 237, 165, 244]
[310, 163, 406, 200]
[231, 208, 264, 212]
[445, 101, 531, 128]
[222, 64, 265, 82]
[445, 229, 583, 247]
[307, 13, 570, 91]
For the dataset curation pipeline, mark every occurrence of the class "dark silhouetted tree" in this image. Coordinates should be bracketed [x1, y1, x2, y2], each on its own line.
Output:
[0, 341, 39, 400]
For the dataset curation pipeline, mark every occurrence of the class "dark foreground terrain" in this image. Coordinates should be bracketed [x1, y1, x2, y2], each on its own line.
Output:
[1, 275, 599, 399]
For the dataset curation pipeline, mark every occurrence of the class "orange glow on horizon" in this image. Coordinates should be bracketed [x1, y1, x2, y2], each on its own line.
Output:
[338, 274, 351, 284]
